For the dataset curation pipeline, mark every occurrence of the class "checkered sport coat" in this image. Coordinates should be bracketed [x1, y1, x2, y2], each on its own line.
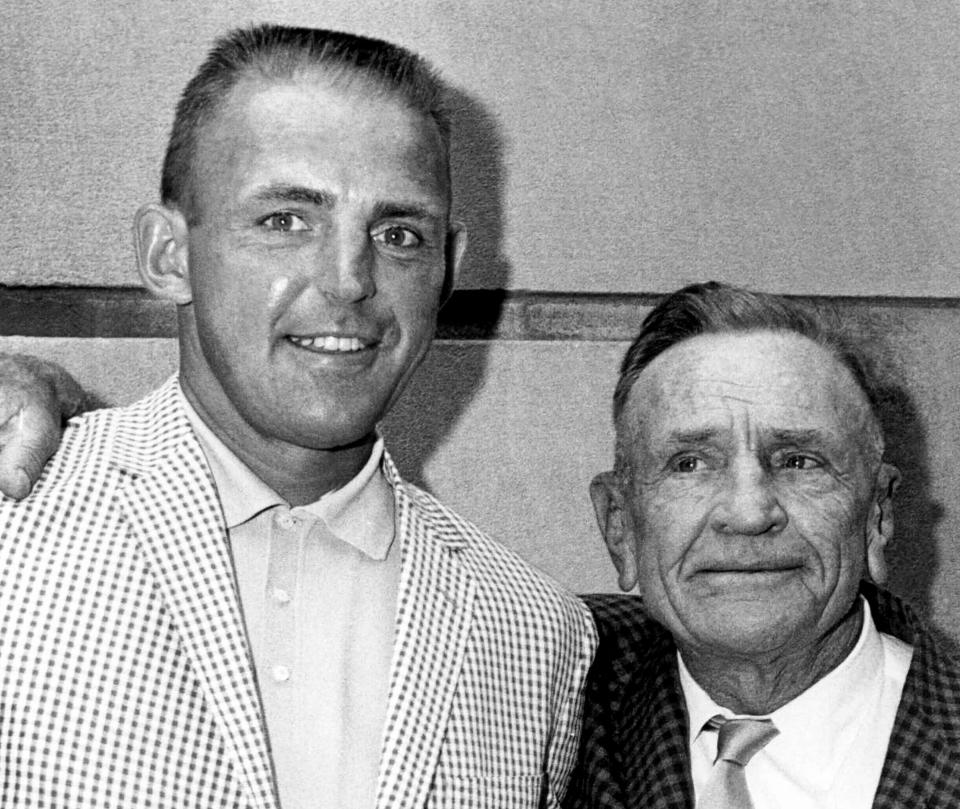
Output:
[563, 583, 960, 809]
[0, 378, 597, 808]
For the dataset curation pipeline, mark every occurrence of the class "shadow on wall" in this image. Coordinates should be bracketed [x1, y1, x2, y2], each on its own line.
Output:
[444, 86, 512, 291]
[383, 87, 510, 487]
[876, 382, 951, 645]
[848, 310, 948, 647]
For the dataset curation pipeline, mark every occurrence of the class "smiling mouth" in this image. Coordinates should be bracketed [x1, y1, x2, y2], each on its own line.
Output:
[287, 334, 372, 353]
[700, 565, 803, 576]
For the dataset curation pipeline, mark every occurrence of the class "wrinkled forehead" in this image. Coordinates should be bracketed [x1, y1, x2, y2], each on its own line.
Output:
[623, 330, 878, 446]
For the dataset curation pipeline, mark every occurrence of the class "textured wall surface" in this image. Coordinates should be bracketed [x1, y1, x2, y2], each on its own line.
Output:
[3, 3, 960, 648]
[4, 1, 960, 294]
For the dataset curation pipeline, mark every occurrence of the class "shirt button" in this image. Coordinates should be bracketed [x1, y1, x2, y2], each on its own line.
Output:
[271, 587, 291, 605]
[276, 513, 297, 530]
[271, 664, 291, 683]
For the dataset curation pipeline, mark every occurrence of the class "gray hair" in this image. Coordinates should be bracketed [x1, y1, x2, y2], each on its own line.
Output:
[612, 281, 884, 473]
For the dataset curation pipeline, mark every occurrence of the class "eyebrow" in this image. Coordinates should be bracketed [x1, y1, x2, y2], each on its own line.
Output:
[248, 184, 332, 208]
[245, 185, 444, 222]
[660, 426, 837, 448]
[663, 428, 722, 446]
[371, 200, 445, 222]
[765, 428, 836, 446]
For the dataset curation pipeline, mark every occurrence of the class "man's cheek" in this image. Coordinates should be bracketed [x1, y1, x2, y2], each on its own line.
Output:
[781, 486, 862, 531]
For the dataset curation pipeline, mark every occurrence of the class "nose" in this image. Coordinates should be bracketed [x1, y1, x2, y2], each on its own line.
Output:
[315, 225, 376, 302]
[711, 459, 787, 536]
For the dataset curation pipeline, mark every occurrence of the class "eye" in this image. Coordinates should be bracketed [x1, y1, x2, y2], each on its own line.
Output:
[372, 224, 422, 249]
[781, 453, 824, 470]
[673, 455, 704, 473]
[261, 212, 309, 232]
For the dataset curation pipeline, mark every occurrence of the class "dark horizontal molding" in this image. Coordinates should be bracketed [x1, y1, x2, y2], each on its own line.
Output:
[0, 287, 176, 338]
[1, 285, 959, 342]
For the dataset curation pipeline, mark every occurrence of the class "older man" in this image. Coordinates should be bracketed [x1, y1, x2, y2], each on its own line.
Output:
[0, 24, 595, 809]
[565, 282, 960, 808]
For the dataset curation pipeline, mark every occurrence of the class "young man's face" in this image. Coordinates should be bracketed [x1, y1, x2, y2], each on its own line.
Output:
[176, 72, 464, 456]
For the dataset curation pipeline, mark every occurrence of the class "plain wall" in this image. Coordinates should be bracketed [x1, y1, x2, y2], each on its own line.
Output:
[3, 2, 960, 645]
[4, 1, 960, 294]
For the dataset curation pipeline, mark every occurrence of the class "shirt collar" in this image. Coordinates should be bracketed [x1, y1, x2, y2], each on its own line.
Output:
[183, 399, 395, 560]
[680, 596, 884, 786]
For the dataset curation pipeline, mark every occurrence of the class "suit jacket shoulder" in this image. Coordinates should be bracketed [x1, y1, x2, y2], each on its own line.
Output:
[0, 378, 275, 809]
[379, 468, 598, 807]
[2, 376, 203, 492]
[397, 475, 594, 629]
[866, 585, 960, 809]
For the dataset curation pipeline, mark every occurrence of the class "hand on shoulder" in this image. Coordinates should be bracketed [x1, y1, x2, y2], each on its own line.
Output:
[0, 354, 90, 499]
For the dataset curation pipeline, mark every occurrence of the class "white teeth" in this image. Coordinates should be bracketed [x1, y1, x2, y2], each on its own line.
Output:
[289, 335, 363, 352]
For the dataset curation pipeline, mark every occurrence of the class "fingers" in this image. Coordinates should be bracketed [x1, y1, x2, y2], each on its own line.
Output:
[0, 354, 84, 501]
[0, 400, 60, 501]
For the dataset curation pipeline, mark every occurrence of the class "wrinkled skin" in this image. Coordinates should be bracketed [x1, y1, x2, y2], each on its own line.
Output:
[591, 330, 899, 713]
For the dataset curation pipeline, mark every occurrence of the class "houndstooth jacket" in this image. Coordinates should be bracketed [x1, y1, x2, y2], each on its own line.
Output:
[0, 378, 597, 809]
[563, 584, 960, 809]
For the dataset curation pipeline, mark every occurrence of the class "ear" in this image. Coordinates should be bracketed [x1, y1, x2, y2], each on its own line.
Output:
[589, 471, 639, 592]
[133, 204, 193, 305]
[866, 461, 901, 584]
[439, 221, 467, 307]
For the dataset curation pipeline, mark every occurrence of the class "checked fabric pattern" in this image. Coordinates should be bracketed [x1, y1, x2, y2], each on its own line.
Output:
[563, 584, 960, 809]
[375, 451, 597, 807]
[0, 378, 598, 808]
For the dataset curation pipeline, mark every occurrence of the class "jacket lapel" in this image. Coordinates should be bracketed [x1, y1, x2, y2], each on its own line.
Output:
[618, 629, 694, 809]
[376, 464, 477, 809]
[113, 382, 278, 809]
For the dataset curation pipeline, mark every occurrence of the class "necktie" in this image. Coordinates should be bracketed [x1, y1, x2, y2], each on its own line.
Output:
[698, 715, 779, 809]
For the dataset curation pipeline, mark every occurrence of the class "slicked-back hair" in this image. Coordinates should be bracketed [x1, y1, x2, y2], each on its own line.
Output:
[161, 23, 450, 222]
[612, 281, 881, 431]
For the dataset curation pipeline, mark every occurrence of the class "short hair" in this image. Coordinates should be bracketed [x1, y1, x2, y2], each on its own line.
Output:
[161, 23, 450, 221]
[612, 282, 882, 452]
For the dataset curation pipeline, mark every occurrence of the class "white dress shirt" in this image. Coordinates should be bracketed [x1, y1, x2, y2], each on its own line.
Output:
[186, 405, 398, 809]
[681, 598, 913, 809]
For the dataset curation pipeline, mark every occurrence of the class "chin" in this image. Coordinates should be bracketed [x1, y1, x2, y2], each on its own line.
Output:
[293, 425, 378, 452]
[691, 612, 805, 656]
[252, 411, 371, 452]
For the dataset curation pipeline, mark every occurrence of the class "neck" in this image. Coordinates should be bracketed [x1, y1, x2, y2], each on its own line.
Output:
[679, 600, 864, 715]
[181, 377, 375, 506]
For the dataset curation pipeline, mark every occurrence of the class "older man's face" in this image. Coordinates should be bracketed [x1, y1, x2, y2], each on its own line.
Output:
[593, 330, 897, 660]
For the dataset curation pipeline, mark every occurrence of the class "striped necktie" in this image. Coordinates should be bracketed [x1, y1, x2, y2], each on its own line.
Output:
[698, 715, 779, 809]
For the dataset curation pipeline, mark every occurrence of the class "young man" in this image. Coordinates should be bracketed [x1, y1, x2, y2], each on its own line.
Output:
[0, 25, 595, 809]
